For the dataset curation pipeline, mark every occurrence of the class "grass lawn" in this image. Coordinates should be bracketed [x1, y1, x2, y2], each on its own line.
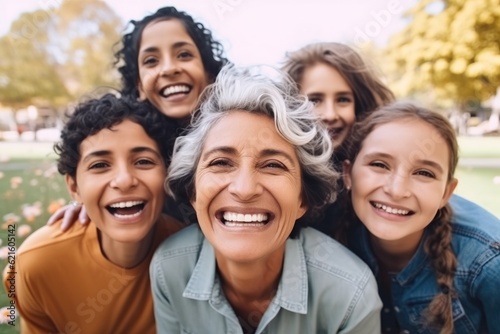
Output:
[0, 137, 498, 332]
[458, 136, 500, 159]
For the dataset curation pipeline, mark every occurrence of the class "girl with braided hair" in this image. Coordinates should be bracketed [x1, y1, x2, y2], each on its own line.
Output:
[335, 101, 500, 334]
[282, 42, 499, 244]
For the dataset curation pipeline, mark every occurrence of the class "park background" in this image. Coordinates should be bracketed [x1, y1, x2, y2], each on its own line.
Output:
[0, 0, 499, 331]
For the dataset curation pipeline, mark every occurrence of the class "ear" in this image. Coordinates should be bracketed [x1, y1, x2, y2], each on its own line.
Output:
[439, 178, 458, 208]
[65, 174, 81, 203]
[296, 200, 308, 220]
[342, 160, 353, 190]
[190, 190, 197, 208]
[137, 81, 147, 101]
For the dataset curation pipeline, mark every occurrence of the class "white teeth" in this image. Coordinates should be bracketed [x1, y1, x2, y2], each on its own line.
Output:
[374, 202, 409, 215]
[114, 211, 142, 219]
[161, 85, 190, 97]
[109, 201, 143, 208]
[225, 222, 265, 227]
[223, 212, 268, 223]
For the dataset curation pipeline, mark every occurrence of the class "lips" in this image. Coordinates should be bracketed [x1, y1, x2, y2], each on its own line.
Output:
[160, 84, 191, 98]
[371, 201, 414, 216]
[106, 200, 145, 218]
[328, 127, 343, 137]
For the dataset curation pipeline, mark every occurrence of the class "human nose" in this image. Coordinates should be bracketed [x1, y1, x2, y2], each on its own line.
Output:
[319, 100, 339, 123]
[383, 172, 411, 199]
[110, 165, 138, 191]
[227, 166, 263, 201]
[160, 57, 181, 77]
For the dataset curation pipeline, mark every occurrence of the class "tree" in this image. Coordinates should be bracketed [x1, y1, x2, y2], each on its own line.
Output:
[55, 0, 123, 97]
[0, 0, 123, 107]
[383, 0, 500, 108]
[0, 11, 70, 107]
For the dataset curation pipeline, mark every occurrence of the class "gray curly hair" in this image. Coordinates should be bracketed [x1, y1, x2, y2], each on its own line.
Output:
[166, 64, 339, 236]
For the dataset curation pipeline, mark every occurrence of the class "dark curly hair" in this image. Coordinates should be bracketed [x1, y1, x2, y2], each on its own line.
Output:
[54, 94, 177, 178]
[114, 6, 229, 98]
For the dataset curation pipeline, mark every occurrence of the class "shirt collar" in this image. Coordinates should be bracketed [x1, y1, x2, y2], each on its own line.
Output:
[353, 225, 429, 286]
[182, 236, 308, 314]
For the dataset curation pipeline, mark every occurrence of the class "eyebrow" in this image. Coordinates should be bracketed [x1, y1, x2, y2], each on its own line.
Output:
[306, 91, 353, 96]
[82, 147, 161, 163]
[139, 41, 195, 54]
[363, 152, 444, 173]
[201, 146, 296, 166]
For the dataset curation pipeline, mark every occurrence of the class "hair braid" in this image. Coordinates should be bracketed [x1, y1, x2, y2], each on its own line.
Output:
[423, 205, 457, 334]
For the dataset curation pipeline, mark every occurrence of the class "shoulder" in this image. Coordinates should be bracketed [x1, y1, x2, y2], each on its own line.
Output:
[156, 213, 187, 238]
[450, 194, 500, 235]
[153, 224, 204, 262]
[299, 228, 375, 286]
[450, 195, 500, 243]
[17, 220, 87, 256]
[4, 220, 89, 295]
[448, 197, 500, 273]
[150, 225, 206, 291]
[296, 229, 381, 319]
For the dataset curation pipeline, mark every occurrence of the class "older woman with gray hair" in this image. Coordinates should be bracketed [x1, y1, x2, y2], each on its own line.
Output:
[150, 65, 382, 333]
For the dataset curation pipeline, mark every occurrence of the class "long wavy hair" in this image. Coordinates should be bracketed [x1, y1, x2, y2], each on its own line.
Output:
[283, 42, 395, 164]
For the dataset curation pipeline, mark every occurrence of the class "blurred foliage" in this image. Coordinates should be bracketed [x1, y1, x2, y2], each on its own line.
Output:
[0, 0, 123, 107]
[384, 0, 500, 109]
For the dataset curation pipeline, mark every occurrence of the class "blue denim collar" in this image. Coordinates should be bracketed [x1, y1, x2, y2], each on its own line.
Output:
[355, 225, 430, 286]
[182, 236, 308, 314]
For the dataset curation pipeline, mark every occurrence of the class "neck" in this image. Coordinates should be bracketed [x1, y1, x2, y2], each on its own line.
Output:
[216, 246, 285, 331]
[369, 230, 424, 272]
[98, 225, 156, 269]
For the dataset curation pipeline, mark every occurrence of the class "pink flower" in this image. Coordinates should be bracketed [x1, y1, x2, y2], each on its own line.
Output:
[9, 176, 22, 189]
[0, 247, 8, 260]
[17, 224, 32, 238]
[22, 202, 42, 223]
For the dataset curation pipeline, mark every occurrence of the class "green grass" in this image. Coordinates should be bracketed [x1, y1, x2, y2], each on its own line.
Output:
[0, 152, 68, 333]
[458, 136, 500, 159]
[454, 166, 500, 217]
[455, 136, 500, 217]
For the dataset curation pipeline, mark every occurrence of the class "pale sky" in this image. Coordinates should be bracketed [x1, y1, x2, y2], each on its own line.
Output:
[2, 0, 418, 66]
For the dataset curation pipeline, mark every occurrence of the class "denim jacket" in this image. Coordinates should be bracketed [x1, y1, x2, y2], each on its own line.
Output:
[348, 195, 500, 334]
[150, 224, 382, 334]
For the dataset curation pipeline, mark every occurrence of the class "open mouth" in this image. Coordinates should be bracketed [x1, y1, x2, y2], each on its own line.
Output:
[328, 127, 343, 137]
[106, 201, 145, 218]
[371, 201, 414, 216]
[218, 211, 272, 227]
[160, 84, 191, 98]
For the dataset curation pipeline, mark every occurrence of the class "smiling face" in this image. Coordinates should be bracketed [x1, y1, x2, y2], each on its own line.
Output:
[137, 18, 209, 120]
[191, 111, 307, 264]
[300, 62, 356, 149]
[344, 118, 457, 248]
[66, 119, 167, 246]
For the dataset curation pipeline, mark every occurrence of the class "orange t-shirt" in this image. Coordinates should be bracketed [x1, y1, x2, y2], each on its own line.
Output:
[3, 215, 183, 334]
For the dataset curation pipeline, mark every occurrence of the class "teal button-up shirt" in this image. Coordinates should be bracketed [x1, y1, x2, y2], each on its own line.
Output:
[150, 225, 381, 333]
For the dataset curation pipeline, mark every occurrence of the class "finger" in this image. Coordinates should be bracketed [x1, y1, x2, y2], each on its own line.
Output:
[47, 205, 71, 225]
[59, 204, 82, 231]
[78, 206, 90, 225]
